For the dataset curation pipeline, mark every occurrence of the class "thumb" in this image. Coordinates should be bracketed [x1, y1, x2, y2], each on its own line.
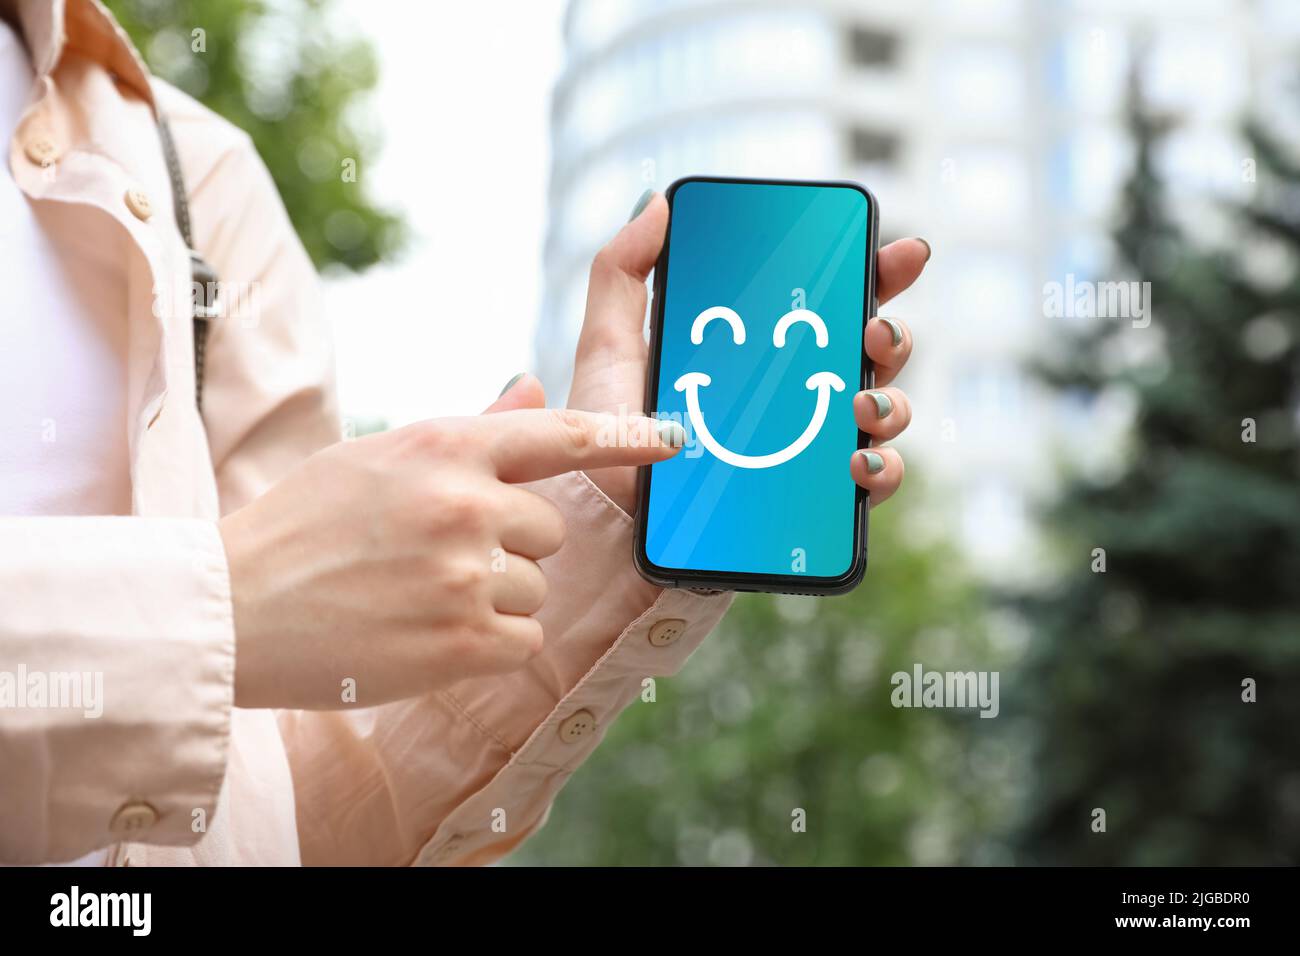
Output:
[595, 190, 668, 284]
[575, 191, 668, 358]
[483, 372, 546, 414]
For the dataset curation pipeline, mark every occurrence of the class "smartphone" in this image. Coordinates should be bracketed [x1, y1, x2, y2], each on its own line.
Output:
[634, 176, 880, 595]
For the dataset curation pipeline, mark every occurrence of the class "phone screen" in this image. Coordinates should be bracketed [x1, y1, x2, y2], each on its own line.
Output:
[641, 179, 873, 584]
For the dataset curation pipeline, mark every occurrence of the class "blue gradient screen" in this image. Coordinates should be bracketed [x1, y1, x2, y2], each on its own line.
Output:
[644, 180, 870, 579]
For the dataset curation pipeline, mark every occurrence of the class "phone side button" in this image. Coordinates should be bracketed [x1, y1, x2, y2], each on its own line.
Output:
[648, 618, 688, 647]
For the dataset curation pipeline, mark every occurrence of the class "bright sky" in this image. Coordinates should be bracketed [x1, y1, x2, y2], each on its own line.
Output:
[325, 1, 566, 427]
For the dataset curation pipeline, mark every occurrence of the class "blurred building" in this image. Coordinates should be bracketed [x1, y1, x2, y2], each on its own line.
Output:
[537, 0, 1300, 571]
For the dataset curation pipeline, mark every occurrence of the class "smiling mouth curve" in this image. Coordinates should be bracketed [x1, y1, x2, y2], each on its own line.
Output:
[673, 370, 846, 469]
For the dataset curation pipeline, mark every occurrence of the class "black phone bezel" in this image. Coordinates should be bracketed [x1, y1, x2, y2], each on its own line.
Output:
[632, 175, 881, 596]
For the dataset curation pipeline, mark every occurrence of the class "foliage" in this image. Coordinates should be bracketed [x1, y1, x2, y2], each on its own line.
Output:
[108, 0, 404, 270]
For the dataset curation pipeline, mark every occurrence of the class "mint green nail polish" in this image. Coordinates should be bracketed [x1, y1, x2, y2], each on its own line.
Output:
[859, 450, 885, 474]
[658, 420, 686, 448]
[866, 391, 893, 418]
[880, 317, 904, 346]
[498, 372, 525, 397]
[629, 188, 654, 222]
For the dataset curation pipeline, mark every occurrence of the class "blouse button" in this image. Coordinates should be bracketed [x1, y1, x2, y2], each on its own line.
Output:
[124, 188, 154, 221]
[648, 618, 687, 647]
[558, 709, 596, 743]
[24, 136, 59, 166]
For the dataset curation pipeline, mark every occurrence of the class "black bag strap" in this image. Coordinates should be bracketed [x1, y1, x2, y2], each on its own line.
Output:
[156, 114, 219, 412]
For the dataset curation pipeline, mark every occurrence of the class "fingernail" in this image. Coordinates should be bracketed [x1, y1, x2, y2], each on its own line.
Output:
[498, 372, 525, 397]
[879, 317, 904, 347]
[629, 188, 654, 222]
[859, 450, 885, 474]
[657, 420, 686, 448]
[913, 237, 931, 262]
[865, 391, 893, 419]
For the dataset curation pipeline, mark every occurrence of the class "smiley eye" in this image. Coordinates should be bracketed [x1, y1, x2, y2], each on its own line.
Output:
[691, 306, 746, 345]
[773, 309, 829, 348]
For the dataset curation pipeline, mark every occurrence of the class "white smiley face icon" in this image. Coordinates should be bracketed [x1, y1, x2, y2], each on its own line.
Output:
[674, 306, 846, 469]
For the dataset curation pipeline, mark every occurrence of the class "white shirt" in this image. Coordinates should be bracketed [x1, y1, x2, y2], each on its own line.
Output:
[0, 17, 129, 866]
[0, 18, 131, 519]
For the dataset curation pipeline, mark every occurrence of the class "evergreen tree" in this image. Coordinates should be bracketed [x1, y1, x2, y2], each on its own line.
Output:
[1013, 82, 1300, 864]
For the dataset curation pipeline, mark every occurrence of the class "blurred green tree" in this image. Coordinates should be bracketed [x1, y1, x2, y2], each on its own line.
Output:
[1012, 85, 1300, 864]
[108, 0, 404, 270]
[514, 497, 1015, 866]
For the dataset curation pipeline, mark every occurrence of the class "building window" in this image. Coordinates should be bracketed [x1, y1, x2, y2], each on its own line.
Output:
[849, 127, 898, 164]
[847, 26, 897, 67]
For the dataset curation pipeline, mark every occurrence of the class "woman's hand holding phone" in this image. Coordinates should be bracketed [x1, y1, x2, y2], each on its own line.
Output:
[566, 191, 928, 517]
